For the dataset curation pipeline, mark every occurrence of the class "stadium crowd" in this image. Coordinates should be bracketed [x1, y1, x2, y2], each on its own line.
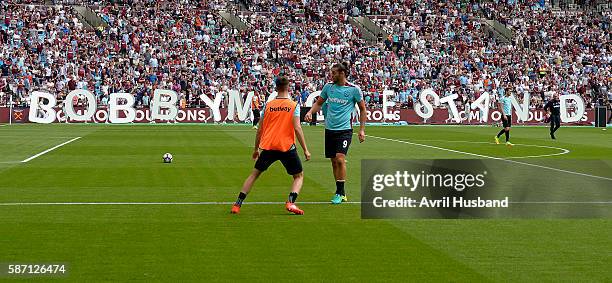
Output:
[0, 0, 609, 114]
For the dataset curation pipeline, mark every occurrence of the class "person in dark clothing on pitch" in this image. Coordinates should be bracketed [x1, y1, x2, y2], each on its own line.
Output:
[251, 92, 262, 129]
[544, 93, 561, 139]
[608, 100, 612, 125]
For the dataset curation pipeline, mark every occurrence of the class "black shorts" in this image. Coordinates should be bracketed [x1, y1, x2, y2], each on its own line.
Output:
[254, 147, 303, 175]
[325, 129, 353, 158]
[502, 115, 512, 128]
[550, 114, 561, 126]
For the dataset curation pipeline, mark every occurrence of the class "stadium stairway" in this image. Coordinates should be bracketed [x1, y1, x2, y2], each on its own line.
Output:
[481, 19, 512, 44]
[73, 5, 108, 32]
[352, 16, 387, 42]
[219, 11, 248, 31]
[348, 16, 378, 42]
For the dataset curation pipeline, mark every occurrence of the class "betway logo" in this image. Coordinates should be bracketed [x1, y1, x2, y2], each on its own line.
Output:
[268, 106, 292, 113]
[328, 97, 350, 105]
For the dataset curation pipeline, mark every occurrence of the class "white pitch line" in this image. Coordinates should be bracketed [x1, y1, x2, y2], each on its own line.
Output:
[21, 137, 81, 163]
[0, 124, 8, 127]
[0, 201, 362, 206]
[0, 201, 610, 206]
[0, 136, 78, 138]
[406, 139, 571, 159]
[366, 134, 612, 182]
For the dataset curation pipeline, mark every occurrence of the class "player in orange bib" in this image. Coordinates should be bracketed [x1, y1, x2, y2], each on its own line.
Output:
[231, 77, 311, 215]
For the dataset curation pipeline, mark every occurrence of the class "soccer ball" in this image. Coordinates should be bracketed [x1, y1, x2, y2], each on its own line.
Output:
[163, 153, 173, 163]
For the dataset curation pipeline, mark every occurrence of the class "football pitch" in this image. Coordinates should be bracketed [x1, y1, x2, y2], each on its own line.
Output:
[0, 124, 610, 281]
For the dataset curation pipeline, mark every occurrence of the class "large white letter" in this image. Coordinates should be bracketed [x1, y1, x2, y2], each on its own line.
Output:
[151, 89, 178, 121]
[200, 92, 224, 122]
[305, 91, 322, 107]
[560, 94, 585, 123]
[382, 89, 396, 120]
[510, 92, 530, 122]
[227, 90, 254, 121]
[415, 89, 439, 119]
[28, 91, 57, 124]
[267, 91, 278, 103]
[470, 92, 491, 122]
[305, 91, 324, 121]
[109, 93, 135, 123]
[439, 93, 460, 123]
[64, 89, 96, 122]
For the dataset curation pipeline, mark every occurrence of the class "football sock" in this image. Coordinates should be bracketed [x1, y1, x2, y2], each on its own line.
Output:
[497, 129, 505, 138]
[235, 192, 247, 207]
[288, 192, 298, 203]
[505, 131, 510, 142]
[552, 125, 560, 134]
[335, 180, 345, 196]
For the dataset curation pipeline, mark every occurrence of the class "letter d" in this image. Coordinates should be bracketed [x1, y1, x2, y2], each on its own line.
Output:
[151, 89, 178, 121]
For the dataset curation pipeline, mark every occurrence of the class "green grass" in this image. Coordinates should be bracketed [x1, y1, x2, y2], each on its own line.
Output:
[0, 124, 610, 281]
